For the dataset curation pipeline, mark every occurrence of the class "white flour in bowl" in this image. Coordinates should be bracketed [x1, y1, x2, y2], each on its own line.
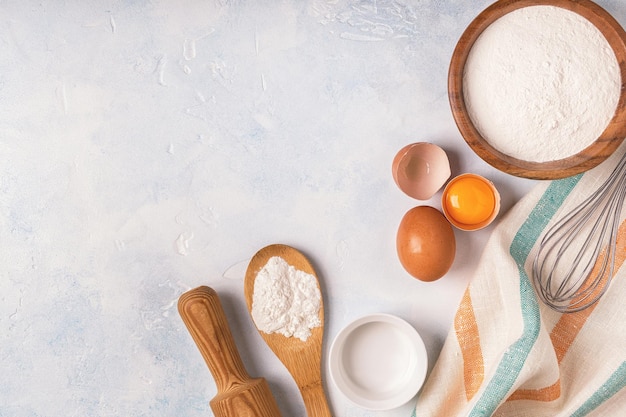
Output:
[463, 5, 621, 163]
[251, 256, 321, 341]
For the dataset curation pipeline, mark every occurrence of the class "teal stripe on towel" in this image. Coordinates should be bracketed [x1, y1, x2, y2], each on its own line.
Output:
[569, 361, 626, 417]
[469, 175, 581, 417]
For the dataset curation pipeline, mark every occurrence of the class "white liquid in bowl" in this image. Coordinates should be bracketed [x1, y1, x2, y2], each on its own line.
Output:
[329, 314, 428, 410]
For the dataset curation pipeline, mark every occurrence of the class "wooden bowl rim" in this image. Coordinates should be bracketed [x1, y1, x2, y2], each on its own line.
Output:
[449, 0, 626, 180]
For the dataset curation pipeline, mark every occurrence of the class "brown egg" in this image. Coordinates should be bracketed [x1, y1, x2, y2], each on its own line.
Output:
[396, 206, 456, 282]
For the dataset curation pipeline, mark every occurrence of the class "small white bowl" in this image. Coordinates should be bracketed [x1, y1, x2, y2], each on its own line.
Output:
[328, 314, 428, 410]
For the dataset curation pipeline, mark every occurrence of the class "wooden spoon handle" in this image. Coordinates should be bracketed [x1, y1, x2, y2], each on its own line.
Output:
[302, 383, 333, 417]
[178, 286, 251, 392]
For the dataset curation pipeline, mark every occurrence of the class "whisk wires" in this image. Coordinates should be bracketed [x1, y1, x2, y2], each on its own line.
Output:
[532, 152, 626, 313]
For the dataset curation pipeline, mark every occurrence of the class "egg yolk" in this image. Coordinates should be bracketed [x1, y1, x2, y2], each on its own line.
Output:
[444, 177, 495, 225]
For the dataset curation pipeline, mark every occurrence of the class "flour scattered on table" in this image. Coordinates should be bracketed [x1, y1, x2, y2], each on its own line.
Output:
[251, 256, 321, 341]
[463, 5, 620, 163]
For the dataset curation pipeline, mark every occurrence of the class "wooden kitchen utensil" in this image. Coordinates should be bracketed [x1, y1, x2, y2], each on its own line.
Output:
[178, 286, 283, 417]
[244, 244, 332, 417]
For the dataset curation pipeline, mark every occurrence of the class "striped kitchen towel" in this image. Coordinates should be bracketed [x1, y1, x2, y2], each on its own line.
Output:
[413, 148, 626, 417]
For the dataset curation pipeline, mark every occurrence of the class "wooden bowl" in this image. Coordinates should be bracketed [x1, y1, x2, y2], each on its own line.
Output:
[449, 0, 626, 179]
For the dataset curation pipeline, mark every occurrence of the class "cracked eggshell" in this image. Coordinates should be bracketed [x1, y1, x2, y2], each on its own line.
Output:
[392, 142, 451, 200]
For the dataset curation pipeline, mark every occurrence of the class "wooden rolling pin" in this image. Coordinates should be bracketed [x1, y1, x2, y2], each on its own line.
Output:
[178, 286, 283, 417]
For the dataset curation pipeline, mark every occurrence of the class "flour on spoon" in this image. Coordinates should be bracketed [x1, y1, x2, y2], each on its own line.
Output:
[251, 256, 321, 342]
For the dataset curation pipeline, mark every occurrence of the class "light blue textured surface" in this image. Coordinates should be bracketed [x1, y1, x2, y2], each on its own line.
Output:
[5, 1, 624, 416]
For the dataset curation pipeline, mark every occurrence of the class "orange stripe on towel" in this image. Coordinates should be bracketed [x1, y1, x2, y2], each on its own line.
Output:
[507, 220, 626, 403]
[455, 288, 484, 401]
[508, 380, 561, 402]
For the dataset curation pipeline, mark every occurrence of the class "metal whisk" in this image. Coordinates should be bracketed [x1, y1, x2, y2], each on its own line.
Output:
[532, 151, 626, 313]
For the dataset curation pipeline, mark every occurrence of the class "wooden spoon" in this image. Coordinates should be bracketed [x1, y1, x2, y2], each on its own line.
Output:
[244, 244, 332, 417]
[178, 286, 283, 417]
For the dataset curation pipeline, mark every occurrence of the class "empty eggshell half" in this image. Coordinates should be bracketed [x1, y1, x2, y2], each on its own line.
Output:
[392, 143, 451, 200]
